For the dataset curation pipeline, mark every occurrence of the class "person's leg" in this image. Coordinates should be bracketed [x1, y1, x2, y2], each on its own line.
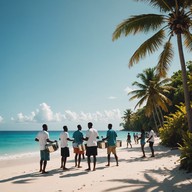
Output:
[40, 160, 43, 172]
[93, 155, 96, 171]
[106, 154, 110, 166]
[114, 154, 118, 166]
[42, 160, 47, 173]
[150, 142, 155, 157]
[63, 157, 68, 170]
[87, 155, 91, 170]
[78, 154, 82, 168]
[141, 145, 145, 157]
[75, 153, 78, 167]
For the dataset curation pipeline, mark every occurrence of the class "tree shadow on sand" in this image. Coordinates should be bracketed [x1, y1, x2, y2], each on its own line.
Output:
[0, 167, 88, 184]
[103, 166, 192, 192]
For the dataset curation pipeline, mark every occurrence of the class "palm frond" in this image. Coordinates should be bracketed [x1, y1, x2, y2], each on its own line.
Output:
[132, 81, 147, 89]
[129, 29, 165, 66]
[128, 89, 147, 98]
[183, 31, 192, 52]
[132, 96, 148, 109]
[156, 40, 174, 77]
[134, 0, 192, 11]
[112, 14, 164, 41]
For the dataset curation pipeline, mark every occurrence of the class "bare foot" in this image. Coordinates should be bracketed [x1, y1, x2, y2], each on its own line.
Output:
[42, 171, 49, 174]
[85, 168, 91, 171]
[78, 166, 82, 168]
[105, 164, 110, 167]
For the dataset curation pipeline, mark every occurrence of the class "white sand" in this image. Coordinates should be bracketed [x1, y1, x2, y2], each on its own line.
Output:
[0, 138, 192, 192]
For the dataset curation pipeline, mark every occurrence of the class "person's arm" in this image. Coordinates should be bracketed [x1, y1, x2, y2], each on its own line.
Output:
[102, 136, 108, 141]
[147, 135, 152, 142]
[47, 138, 57, 143]
[67, 138, 74, 142]
[83, 137, 88, 141]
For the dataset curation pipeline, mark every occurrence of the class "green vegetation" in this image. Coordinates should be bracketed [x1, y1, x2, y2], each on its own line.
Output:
[113, 1, 192, 172]
[178, 132, 192, 172]
[159, 103, 188, 147]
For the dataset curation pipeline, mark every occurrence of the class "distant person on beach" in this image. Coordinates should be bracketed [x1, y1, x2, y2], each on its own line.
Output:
[147, 128, 155, 157]
[59, 125, 73, 170]
[137, 129, 146, 158]
[127, 133, 132, 148]
[35, 124, 57, 174]
[72, 124, 85, 168]
[102, 123, 119, 166]
[84, 122, 99, 171]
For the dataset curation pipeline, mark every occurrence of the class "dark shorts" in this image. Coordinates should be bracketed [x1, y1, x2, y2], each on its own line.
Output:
[61, 147, 70, 157]
[40, 150, 50, 161]
[86, 146, 98, 156]
[149, 141, 154, 148]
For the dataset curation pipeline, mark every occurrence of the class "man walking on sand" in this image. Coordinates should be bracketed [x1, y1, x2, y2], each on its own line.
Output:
[35, 124, 57, 174]
[84, 122, 99, 171]
[102, 124, 118, 166]
[147, 128, 155, 157]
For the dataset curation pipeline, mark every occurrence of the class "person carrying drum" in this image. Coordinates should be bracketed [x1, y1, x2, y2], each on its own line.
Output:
[35, 124, 57, 174]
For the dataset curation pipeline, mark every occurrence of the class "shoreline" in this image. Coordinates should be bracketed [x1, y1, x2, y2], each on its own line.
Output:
[1, 139, 192, 192]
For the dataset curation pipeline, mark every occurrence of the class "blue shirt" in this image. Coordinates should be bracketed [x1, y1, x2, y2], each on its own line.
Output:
[106, 129, 117, 146]
[73, 130, 84, 145]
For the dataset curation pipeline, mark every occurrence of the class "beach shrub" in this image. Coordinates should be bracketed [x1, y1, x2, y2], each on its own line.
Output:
[159, 103, 188, 147]
[178, 132, 192, 172]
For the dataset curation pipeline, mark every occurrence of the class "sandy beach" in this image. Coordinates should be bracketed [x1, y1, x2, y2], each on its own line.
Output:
[0, 138, 192, 192]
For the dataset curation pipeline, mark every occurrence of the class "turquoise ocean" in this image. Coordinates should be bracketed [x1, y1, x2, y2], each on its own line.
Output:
[0, 130, 137, 160]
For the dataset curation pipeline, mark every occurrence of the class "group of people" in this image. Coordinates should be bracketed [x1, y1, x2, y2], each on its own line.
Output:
[126, 129, 155, 158]
[35, 122, 119, 174]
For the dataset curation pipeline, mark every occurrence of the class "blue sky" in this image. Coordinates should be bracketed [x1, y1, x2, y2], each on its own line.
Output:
[0, 0, 191, 131]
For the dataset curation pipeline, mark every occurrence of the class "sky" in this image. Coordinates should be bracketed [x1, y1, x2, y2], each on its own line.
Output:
[0, 0, 191, 131]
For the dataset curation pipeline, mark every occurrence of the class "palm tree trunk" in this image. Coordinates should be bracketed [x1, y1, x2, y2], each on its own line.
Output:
[154, 105, 163, 128]
[177, 34, 192, 132]
[157, 106, 164, 126]
[152, 110, 158, 132]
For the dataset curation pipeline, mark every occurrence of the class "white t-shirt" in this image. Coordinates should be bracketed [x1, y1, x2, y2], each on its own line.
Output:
[59, 132, 69, 148]
[148, 130, 155, 142]
[36, 131, 49, 150]
[86, 128, 98, 147]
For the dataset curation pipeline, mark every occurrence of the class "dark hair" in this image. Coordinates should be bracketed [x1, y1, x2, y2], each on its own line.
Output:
[77, 124, 81, 129]
[88, 122, 93, 128]
[42, 124, 47, 130]
[108, 124, 112, 129]
[141, 129, 145, 134]
[63, 125, 68, 131]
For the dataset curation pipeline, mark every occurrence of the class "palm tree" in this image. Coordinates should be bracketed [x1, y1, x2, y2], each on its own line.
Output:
[112, 0, 192, 132]
[128, 68, 173, 129]
[122, 109, 133, 124]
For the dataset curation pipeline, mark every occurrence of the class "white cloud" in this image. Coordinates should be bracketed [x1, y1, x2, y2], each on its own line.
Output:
[0, 116, 3, 123]
[108, 96, 117, 100]
[11, 102, 122, 123]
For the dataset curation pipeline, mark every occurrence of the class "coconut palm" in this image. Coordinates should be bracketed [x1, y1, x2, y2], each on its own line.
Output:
[128, 68, 173, 128]
[113, 0, 192, 132]
[122, 109, 133, 124]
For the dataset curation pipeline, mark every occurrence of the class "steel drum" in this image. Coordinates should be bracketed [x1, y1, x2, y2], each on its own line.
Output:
[45, 141, 59, 152]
